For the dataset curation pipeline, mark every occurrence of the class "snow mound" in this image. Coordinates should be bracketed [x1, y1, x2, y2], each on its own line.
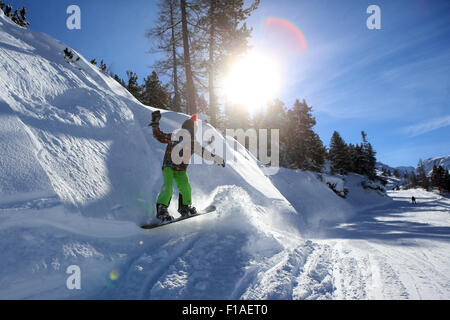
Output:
[0, 10, 295, 223]
[270, 169, 391, 233]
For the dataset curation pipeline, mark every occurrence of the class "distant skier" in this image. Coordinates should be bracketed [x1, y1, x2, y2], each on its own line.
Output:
[150, 110, 225, 222]
[411, 196, 416, 204]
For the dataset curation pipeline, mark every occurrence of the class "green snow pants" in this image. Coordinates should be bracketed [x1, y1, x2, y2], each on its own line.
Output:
[156, 167, 192, 206]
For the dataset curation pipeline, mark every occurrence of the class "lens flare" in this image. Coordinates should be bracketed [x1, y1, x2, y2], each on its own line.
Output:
[109, 269, 120, 281]
[263, 18, 307, 54]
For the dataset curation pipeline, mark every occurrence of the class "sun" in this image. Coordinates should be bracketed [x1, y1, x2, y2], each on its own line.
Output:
[223, 51, 281, 112]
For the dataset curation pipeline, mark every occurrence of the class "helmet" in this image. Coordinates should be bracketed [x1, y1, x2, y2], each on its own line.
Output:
[182, 114, 198, 136]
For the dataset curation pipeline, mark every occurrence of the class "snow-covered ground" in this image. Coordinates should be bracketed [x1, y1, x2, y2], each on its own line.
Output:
[311, 189, 450, 299]
[0, 10, 449, 300]
[2, 184, 448, 299]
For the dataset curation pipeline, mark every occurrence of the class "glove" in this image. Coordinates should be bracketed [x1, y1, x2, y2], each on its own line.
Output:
[149, 110, 161, 127]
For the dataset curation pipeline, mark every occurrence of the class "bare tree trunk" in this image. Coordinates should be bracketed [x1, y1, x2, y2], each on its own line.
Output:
[180, 0, 196, 114]
[208, 0, 217, 125]
[169, 0, 181, 112]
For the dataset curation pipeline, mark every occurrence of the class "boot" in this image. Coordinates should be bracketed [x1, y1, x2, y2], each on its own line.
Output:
[156, 203, 173, 222]
[178, 205, 197, 218]
[178, 194, 197, 217]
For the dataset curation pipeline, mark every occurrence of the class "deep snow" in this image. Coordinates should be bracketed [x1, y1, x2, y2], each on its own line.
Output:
[0, 10, 449, 300]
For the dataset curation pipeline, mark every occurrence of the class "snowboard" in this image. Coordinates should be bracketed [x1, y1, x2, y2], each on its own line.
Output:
[141, 204, 216, 230]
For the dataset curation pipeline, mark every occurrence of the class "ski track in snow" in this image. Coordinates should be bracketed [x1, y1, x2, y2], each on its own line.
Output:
[234, 189, 450, 300]
[0, 180, 449, 299]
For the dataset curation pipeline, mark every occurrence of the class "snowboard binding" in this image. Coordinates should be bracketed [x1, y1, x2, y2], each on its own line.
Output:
[156, 203, 174, 222]
[178, 194, 197, 218]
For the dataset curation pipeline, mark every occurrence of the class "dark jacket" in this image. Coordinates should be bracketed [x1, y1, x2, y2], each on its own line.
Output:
[153, 125, 216, 171]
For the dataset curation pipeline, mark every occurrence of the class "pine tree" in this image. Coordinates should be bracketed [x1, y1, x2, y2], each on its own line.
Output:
[359, 131, 377, 180]
[99, 60, 107, 73]
[328, 131, 351, 175]
[113, 74, 126, 87]
[19, 7, 26, 20]
[308, 131, 327, 172]
[347, 143, 357, 173]
[4, 5, 12, 17]
[196, 94, 209, 114]
[227, 103, 251, 130]
[430, 165, 449, 190]
[283, 99, 325, 172]
[196, 0, 259, 125]
[126, 71, 143, 102]
[416, 160, 430, 190]
[262, 99, 287, 161]
[430, 165, 440, 187]
[63, 48, 76, 62]
[141, 71, 171, 109]
[402, 171, 409, 186]
[393, 169, 400, 178]
[17, 7, 29, 27]
[410, 171, 418, 189]
[444, 169, 450, 191]
[3, 4, 29, 28]
[147, 0, 258, 120]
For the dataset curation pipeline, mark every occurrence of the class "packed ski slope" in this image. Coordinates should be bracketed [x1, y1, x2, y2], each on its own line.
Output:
[308, 189, 450, 300]
[0, 11, 449, 300]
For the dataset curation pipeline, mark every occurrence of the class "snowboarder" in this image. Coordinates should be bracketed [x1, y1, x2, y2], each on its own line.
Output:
[150, 110, 225, 222]
[411, 196, 416, 204]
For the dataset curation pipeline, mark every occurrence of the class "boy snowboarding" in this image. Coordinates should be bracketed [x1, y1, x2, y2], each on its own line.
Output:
[150, 111, 225, 223]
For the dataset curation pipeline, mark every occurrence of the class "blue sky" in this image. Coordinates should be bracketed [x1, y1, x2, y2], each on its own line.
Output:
[6, 0, 450, 167]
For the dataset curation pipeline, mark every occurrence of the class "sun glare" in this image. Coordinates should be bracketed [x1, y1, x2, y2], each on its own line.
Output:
[223, 51, 281, 112]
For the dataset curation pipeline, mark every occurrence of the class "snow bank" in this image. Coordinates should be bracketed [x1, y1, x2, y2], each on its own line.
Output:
[270, 169, 353, 229]
[270, 169, 391, 232]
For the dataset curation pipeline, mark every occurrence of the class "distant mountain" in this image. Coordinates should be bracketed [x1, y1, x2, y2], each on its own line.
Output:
[420, 156, 450, 175]
[375, 162, 415, 176]
[377, 155, 450, 178]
